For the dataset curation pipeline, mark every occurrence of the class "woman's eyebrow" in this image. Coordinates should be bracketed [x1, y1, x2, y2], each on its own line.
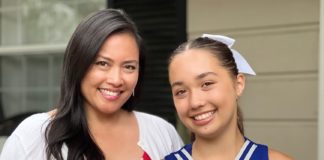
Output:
[171, 81, 183, 88]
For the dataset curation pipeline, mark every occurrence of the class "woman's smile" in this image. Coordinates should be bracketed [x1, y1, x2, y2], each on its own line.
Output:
[98, 88, 123, 100]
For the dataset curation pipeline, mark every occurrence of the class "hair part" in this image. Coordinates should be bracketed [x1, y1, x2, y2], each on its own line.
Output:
[45, 9, 145, 160]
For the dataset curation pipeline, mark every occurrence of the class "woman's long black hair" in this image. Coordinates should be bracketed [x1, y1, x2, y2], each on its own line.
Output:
[45, 9, 145, 160]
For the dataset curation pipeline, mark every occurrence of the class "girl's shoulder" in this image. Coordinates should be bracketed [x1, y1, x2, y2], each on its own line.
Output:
[268, 148, 294, 160]
[164, 138, 293, 160]
[244, 137, 293, 160]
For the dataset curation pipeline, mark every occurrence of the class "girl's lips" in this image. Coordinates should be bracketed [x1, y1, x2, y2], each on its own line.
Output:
[191, 110, 216, 126]
[193, 110, 215, 121]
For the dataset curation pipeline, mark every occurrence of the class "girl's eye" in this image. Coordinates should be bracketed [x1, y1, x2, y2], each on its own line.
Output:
[202, 81, 214, 88]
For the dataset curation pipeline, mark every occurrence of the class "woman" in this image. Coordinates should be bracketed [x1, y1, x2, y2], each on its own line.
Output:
[0, 9, 183, 160]
[164, 34, 292, 160]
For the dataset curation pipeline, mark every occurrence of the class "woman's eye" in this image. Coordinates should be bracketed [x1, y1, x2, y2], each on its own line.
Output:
[125, 65, 136, 70]
[175, 89, 186, 96]
[95, 61, 109, 67]
[123, 64, 137, 73]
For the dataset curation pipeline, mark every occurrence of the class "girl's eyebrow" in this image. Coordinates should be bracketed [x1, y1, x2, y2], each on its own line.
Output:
[171, 72, 218, 88]
[195, 72, 218, 80]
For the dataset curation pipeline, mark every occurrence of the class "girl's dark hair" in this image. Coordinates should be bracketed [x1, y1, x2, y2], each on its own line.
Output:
[45, 9, 145, 160]
[168, 37, 244, 137]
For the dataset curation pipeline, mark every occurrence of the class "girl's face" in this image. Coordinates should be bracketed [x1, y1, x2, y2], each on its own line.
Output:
[81, 32, 139, 117]
[169, 49, 245, 139]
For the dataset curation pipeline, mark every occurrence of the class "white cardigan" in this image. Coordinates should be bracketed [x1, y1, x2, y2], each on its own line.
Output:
[0, 111, 183, 160]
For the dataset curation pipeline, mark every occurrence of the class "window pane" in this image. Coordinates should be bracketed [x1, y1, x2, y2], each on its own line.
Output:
[21, 1, 78, 45]
[26, 55, 49, 87]
[1, 56, 24, 88]
[26, 91, 50, 112]
[1, 91, 23, 118]
[52, 54, 63, 86]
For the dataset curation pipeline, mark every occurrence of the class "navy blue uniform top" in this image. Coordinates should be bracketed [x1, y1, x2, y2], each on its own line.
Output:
[164, 137, 268, 160]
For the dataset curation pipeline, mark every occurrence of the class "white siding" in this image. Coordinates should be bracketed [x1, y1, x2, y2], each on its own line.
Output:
[318, 0, 324, 159]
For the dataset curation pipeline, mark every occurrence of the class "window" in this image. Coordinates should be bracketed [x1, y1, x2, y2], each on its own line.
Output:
[0, 0, 105, 135]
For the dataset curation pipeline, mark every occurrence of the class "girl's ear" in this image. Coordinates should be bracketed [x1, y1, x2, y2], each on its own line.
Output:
[236, 73, 245, 97]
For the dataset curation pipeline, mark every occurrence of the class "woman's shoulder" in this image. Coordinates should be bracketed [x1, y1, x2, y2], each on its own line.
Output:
[134, 111, 180, 137]
[10, 112, 51, 138]
[0, 112, 50, 159]
[268, 148, 294, 160]
[134, 111, 184, 157]
[21, 112, 50, 122]
[134, 111, 172, 126]
[15, 112, 50, 130]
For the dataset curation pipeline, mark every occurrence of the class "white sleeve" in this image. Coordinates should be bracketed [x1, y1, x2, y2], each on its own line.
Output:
[0, 113, 49, 160]
[164, 121, 184, 151]
[0, 134, 27, 160]
[135, 111, 184, 159]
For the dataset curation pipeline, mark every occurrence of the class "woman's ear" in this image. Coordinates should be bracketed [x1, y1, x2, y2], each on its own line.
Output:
[236, 73, 245, 97]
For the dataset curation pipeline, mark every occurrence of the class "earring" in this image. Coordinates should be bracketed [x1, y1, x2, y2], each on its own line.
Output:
[132, 90, 135, 97]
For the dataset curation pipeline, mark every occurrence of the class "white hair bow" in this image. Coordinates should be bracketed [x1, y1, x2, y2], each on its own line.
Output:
[201, 34, 256, 75]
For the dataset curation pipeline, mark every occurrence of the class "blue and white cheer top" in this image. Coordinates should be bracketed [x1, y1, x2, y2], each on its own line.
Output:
[164, 137, 268, 160]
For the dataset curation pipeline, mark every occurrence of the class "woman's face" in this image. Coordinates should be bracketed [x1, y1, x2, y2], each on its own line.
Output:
[169, 49, 244, 139]
[81, 32, 139, 116]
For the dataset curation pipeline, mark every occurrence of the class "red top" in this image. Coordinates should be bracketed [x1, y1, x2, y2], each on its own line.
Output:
[142, 152, 151, 160]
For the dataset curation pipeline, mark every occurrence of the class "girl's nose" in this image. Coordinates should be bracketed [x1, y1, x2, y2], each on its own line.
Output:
[189, 90, 206, 109]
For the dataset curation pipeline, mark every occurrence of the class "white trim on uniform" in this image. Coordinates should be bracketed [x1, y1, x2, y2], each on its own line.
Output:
[175, 154, 183, 160]
[180, 148, 193, 160]
[244, 144, 258, 160]
[235, 140, 251, 160]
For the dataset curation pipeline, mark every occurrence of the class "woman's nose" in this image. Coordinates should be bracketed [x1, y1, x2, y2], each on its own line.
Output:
[106, 67, 123, 87]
